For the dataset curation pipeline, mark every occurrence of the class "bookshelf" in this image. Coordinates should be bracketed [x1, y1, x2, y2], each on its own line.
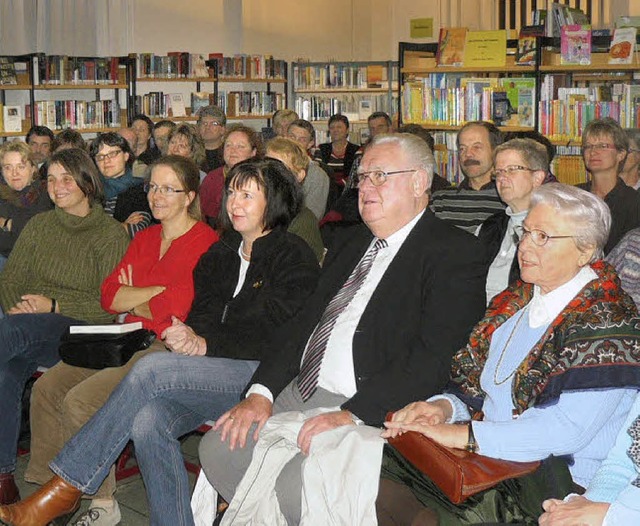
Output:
[132, 54, 287, 127]
[291, 60, 397, 144]
[30, 55, 131, 133]
[0, 55, 35, 138]
[398, 41, 538, 183]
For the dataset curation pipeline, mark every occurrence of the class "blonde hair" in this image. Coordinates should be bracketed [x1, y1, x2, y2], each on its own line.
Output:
[266, 137, 310, 174]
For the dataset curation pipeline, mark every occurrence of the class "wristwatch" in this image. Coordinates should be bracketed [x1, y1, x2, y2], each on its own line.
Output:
[465, 422, 478, 453]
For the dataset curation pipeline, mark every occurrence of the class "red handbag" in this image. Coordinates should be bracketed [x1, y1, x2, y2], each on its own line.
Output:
[388, 425, 540, 504]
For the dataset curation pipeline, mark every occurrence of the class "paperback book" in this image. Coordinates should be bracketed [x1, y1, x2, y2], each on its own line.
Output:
[609, 27, 637, 64]
[0, 58, 17, 85]
[561, 25, 592, 65]
[2, 106, 21, 132]
[436, 27, 467, 67]
[516, 26, 545, 66]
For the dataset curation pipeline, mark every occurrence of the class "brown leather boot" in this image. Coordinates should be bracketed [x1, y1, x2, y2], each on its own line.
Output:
[0, 475, 81, 526]
[0, 473, 19, 506]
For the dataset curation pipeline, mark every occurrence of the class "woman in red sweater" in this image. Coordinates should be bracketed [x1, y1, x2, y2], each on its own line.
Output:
[24, 156, 217, 525]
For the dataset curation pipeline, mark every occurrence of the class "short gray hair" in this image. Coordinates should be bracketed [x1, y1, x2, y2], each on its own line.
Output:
[530, 183, 611, 262]
[624, 128, 640, 151]
[493, 138, 549, 173]
[369, 133, 435, 190]
[196, 105, 227, 126]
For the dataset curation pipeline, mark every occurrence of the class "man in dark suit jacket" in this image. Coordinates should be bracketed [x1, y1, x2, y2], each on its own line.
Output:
[199, 133, 488, 523]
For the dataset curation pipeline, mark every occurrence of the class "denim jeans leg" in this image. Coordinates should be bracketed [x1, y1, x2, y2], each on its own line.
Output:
[0, 313, 79, 472]
[50, 351, 259, 515]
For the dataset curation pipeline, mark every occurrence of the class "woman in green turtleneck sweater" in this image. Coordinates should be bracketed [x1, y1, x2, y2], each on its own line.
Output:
[0, 148, 129, 506]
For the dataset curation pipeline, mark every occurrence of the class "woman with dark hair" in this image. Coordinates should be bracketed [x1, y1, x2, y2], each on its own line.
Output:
[90, 132, 153, 238]
[200, 124, 264, 225]
[24, 155, 218, 525]
[0, 158, 320, 526]
[0, 148, 129, 506]
[0, 142, 52, 270]
[131, 114, 161, 164]
[314, 114, 360, 187]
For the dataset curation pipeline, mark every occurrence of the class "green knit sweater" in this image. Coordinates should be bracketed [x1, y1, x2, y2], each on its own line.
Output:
[0, 206, 129, 323]
[288, 206, 324, 262]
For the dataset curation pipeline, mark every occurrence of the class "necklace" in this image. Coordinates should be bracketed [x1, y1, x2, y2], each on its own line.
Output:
[493, 308, 528, 386]
[240, 241, 251, 260]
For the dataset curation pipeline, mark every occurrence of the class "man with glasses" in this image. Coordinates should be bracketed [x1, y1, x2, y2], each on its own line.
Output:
[477, 138, 548, 303]
[430, 121, 506, 233]
[578, 117, 640, 254]
[196, 105, 226, 173]
[199, 133, 487, 524]
[286, 118, 332, 219]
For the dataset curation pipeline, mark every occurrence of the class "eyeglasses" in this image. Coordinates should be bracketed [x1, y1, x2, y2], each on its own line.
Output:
[356, 169, 418, 187]
[199, 120, 222, 128]
[493, 165, 535, 178]
[94, 150, 122, 162]
[629, 148, 640, 154]
[515, 225, 575, 247]
[582, 143, 617, 153]
[144, 183, 186, 196]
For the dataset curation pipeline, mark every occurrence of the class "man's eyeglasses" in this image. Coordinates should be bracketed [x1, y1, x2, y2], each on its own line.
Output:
[199, 120, 222, 128]
[514, 225, 575, 247]
[493, 165, 535, 178]
[94, 150, 122, 162]
[582, 143, 617, 153]
[144, 183, 187, 196]
[356, 169, 418, 187]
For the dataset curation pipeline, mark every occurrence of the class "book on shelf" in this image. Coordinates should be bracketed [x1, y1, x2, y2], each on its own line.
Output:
[491, 90, 514, 126]
[2, 105, 21, 132]
[69, 322, 143, 335]
[0, 103, 3, 131]
[463, 30, 507, 68]
[34, 100, 120, 130]
[436, 27, 467, 67]
[0, 58, 17, 85]
[609, 27, 637, 65]
[517, 89, 534, 127]
[168, 93, 187, 117]
[190, 54, 210, 78]
[358, 99, 373, 120]
[516, 26, 544, 66]
[561, 25, 592, 65]
[191, 92, 215, 115]
[550, 3, 589, 37]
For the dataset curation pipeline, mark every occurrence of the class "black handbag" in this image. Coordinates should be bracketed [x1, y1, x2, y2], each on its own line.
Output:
[59, 328, 156, 369]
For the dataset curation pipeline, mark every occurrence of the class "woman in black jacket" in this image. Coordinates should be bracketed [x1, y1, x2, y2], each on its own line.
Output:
[1, 158, 320, 526]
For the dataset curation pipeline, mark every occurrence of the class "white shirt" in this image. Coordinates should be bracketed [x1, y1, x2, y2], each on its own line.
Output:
[233, 246, 250, 298]
[247, 210, 426, 402]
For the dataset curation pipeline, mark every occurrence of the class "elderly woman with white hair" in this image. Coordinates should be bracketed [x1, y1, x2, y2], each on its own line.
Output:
[377, 183, 640, 526]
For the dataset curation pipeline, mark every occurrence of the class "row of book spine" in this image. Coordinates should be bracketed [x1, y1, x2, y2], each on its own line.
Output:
[293, 65, 391, 90]
[220, 91, 285, 117]
[294, 93, 394, 122]
[33, 100, 121, 130]
[137, 53, 286, 80]
[32, 56, 121, 85]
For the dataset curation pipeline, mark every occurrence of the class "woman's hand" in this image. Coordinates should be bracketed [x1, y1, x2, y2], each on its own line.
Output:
[161, 316, 207, 356]
[7, 294, 55, 315]
[383, 421, 469, 449]
[118, 264, 134, 286]
[381, 400, 452, 439]
[539, 495, 609, 526]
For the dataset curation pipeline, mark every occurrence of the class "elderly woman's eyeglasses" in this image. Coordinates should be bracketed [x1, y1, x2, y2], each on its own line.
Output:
[514, 225, 574, 247]
[493, 165, 535, 178]
[144, 183, 186, 196]
[356, 169, 418, 187]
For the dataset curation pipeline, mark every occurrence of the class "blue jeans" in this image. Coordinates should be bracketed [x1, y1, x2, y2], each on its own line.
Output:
[50, 352, 259, 526]
[0, 313, 79, 472]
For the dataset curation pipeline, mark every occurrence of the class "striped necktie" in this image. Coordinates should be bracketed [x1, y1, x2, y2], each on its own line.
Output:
[297, 238, 388, 402]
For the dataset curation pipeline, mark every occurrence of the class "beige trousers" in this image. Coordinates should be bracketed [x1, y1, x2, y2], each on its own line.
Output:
[24, 341, 164, 498]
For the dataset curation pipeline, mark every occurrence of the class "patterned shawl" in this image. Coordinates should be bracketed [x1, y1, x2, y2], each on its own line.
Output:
[447, 260, 640, 416]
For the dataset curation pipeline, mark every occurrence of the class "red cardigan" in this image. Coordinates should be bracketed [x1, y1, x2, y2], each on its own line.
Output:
[101, 222, 218, 336]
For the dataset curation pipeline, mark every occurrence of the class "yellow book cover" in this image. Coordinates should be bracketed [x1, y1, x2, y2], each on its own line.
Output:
[463, 30, 507, 68]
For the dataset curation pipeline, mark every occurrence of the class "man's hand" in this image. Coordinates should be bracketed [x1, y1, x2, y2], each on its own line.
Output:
[381, 400, 451, 439]
[161, 316, 206, 356]
[539, 495, 609, 526]
[7, 294, 55, 315]
[297, 410, 354, 455]
[214, 394, 273, 450]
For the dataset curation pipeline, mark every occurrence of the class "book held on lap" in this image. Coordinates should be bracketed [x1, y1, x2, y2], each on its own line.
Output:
[69, 322, 143, 335]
